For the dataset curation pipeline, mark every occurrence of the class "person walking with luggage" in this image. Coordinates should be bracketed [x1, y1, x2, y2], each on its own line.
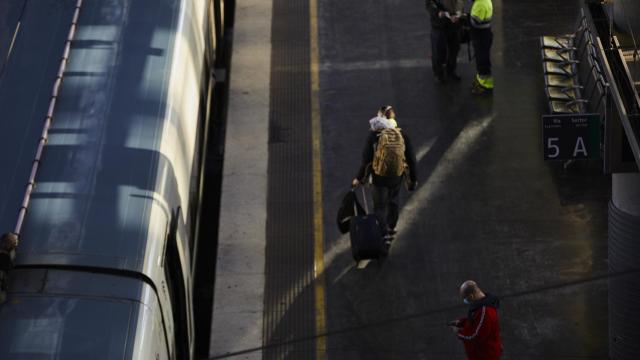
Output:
[467, 0, 493, 94]
[426, 0, 464, 83]
[449, 280, 503, 360]
[352, 106, 417, 244]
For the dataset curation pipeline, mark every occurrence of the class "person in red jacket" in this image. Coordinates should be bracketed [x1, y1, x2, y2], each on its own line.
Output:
[449, 280, 503, 360]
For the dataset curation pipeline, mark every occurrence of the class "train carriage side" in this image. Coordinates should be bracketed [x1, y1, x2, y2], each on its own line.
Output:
[0, 0, 222, 359]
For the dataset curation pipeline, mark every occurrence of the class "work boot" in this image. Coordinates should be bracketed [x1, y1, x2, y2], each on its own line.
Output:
[471, 77, 493, 95]
[471, 74, 493, 94]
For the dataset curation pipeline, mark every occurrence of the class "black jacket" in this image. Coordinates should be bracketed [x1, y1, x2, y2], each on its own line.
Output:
[426, 0, 450, 29]
[356, 130, 417, 187]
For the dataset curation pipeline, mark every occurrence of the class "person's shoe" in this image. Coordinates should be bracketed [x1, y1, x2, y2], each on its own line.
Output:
[471, 75, 494, 94]
[434, 74, 445, 84]
[471, 85, 493, 95]
[448, 72, 462, 81]
[471, 80, 493, 95]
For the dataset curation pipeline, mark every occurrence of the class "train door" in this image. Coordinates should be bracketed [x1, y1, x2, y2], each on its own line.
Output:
[164, 208, 194, 359]
[190, 0, 217, 273]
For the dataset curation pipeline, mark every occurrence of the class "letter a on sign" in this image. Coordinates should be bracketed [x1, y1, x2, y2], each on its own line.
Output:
[573, 137, 588, 157]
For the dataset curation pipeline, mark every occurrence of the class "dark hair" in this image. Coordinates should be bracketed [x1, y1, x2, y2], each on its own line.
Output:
[384, 105, 395, 119]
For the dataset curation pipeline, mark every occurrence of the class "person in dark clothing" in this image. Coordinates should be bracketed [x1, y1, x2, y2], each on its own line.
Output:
[352, 107, 417, 243]
[0, 232, 18, 271]
[426, 0, 464, 82]
[449, 280, 503, 360]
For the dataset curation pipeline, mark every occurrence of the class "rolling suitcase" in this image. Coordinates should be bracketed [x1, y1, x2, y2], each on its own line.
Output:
[349, 186, 386, 261]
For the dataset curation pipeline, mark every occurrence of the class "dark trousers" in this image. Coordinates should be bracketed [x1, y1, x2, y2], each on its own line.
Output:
[471, 28, 493, 76]
[431, 25, 461, 76]
[372, 182, 401, 232]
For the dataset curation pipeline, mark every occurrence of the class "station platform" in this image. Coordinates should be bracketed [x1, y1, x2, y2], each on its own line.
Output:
[209, 0, 611, 359]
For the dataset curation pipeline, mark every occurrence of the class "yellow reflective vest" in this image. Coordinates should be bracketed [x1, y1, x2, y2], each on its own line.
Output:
[470, 0, 492, 29]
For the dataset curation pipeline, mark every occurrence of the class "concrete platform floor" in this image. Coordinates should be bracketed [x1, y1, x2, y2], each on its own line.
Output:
[209, 0, 612, 359]
[318, 0, 610, 359]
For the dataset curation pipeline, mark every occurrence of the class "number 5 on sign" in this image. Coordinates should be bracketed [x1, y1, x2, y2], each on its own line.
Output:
[547, 137, 559, 158]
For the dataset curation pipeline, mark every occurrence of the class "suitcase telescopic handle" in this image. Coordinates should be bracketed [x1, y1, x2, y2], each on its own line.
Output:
[352, 185, 369, 215]
[360, 186, 369, 214]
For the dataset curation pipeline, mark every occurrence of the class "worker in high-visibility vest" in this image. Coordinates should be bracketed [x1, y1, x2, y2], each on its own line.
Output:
[468, 0, 493, 94]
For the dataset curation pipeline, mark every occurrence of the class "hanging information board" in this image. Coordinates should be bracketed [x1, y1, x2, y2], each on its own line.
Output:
[542, 113, 601, 161]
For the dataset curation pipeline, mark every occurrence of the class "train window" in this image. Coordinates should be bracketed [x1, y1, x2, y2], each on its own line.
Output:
[164, 233, 189, 359]
[0, 297, 131, 359]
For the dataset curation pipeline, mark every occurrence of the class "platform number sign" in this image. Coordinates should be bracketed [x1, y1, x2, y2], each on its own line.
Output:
[542, 114, 601, 161]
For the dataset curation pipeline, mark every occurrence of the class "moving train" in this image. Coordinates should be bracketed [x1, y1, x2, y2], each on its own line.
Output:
[0, 0, 229, 358]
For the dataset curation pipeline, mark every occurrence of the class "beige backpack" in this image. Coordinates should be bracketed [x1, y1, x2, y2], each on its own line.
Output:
[372, 128, 406, 177]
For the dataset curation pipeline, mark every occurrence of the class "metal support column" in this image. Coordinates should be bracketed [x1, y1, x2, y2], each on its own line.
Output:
[609, 173, 640, 359]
